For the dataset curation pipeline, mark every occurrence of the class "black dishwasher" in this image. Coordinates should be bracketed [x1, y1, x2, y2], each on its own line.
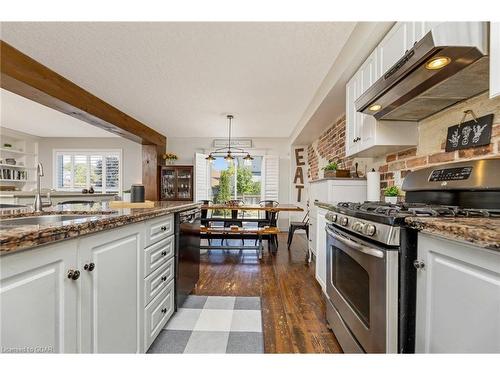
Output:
[175, 208, 201, 309]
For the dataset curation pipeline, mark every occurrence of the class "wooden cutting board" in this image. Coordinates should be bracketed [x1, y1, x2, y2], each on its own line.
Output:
[108, 200, 155, 209]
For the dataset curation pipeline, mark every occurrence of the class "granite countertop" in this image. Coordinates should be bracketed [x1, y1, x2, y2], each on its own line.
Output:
[0, 201, 200, 255]
[314, 201, 336, 210]
[405, 217, 500, 251]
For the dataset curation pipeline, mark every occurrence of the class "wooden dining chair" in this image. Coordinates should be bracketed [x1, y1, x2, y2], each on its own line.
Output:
[287, 211, 309, 250]
[257, 200, 280, 250]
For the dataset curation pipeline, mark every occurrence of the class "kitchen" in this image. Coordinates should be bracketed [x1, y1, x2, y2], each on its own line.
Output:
[0, 2, 499, 371]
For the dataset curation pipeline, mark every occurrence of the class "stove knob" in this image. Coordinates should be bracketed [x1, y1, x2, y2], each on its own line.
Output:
[364, 224, 376, 236]
[340, 217, 348, 226]
[355, 222, 365, 233]
[330, 214, 337, 222]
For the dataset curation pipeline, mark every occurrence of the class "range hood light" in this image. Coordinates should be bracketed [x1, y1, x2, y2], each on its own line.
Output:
[425, 56, 451, 70]
[368, 104, 382, 112]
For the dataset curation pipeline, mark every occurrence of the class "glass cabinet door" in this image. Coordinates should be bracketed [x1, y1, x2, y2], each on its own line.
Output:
[176, 168, 192, 200]
[160, 168, 176, 200]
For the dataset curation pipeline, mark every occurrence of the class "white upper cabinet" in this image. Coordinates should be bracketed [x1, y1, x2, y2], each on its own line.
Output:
[490, 22, 500, 99]
[377, 22, 416, 77]
[345, 73, 360, 156]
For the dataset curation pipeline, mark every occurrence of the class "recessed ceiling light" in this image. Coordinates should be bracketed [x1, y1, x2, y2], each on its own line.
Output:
[425, 56, 451, 70]
[369, 104, 382, 112]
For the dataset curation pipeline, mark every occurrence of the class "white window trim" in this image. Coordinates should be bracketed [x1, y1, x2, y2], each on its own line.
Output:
[52, 149, 123, 194]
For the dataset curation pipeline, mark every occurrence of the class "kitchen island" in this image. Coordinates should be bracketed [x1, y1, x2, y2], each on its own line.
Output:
[0, 201, 199, 353]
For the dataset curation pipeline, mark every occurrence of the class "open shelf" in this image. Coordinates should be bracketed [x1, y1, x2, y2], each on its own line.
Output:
[0, 179, 35, 183]
[0, 163, 35, 169]
[0, 148, 37, 156]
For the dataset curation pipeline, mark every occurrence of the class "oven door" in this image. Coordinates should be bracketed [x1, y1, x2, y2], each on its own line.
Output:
[326, 225, 398, 353]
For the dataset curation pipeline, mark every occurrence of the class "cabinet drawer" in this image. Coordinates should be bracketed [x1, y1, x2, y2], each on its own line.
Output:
[145, 215, 174, 247]
[144, 235, 174, 276]
[144, 279, 174, 350]
[144, 257, 175, 307]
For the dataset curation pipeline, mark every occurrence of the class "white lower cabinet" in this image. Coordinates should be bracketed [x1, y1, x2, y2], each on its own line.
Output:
[0, 241, 79, 353]
[415, 233, 500, 353]
[0, 213, 176, 353]
[78, 224, 143, 353]
[315, 208, 327, 292]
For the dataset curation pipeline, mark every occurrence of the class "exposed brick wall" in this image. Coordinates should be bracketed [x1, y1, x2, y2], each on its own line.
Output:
[379, 123, 500, 191]
[307, 115, 357, 181]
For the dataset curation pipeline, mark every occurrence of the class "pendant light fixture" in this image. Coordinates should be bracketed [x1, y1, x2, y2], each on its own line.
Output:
[206, 115, 253, 166]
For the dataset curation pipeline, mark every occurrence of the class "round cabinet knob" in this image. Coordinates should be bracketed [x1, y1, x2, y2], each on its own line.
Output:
[364, 224, 376, 236]
[340, 217, 348, 226]
[161, 308, 167, 314]
[160, 226, 167, 231]
[413, 260, 425, 270]
[84, 262, 95, 272]
[161, 276, 167, 282]
[67, 269, 80, 280]
[161, 251, 167, 256]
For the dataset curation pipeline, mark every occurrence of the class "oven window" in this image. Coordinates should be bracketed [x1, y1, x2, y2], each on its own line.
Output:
[332, 247, 370, 327]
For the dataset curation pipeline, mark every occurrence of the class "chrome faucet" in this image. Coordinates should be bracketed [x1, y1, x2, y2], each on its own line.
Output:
[33, 162, 52, 212]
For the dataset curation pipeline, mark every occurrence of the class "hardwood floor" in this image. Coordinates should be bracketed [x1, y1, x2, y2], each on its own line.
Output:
[194, 233, 343, 353]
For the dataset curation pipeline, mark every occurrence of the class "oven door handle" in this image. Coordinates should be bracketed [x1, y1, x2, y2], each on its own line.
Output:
[326, 228, 384, 259]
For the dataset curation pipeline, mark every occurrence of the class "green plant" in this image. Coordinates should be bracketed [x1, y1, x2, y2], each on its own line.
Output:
[322, 161, 338, 171]
[384, 186, 400, 197]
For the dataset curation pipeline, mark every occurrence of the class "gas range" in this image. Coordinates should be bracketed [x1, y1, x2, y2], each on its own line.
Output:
[326, 201, 500, 246]
[323, 158, 500, 353]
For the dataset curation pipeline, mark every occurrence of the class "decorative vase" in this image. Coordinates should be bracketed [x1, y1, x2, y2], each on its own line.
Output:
[385, 196, 398, 204]
[165, 159, 175, 165]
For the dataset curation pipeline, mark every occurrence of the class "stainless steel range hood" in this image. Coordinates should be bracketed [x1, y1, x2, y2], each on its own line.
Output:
[355, 22, 489, 121]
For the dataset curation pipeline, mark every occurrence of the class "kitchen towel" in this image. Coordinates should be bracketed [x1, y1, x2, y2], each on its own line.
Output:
[367, 171, 381, 201]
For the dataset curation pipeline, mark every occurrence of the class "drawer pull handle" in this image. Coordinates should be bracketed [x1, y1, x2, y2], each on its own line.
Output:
[161, 276, 167, 282]
[160, 226, 167, 231]
[161, 251, 167, 256]
[161, 308, 167, 314]
[84, 262, 95, 272]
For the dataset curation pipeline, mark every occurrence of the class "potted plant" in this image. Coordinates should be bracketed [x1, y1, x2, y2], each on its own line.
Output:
[322, 161, 338, 178]
[162, 152, 178, 165]
[384, 186, 399, 204]
[322, 160, 351, 178]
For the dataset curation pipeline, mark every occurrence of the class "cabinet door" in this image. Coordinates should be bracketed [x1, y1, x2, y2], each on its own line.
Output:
[415, 234, 500, 353]
[79, 224, 143, 353]
[378, 22, 415, 77]
[315, 209, 327, 292]
[345, 74, 359, 157]
[357, 49, 378, 150]
[490, 22, 500, 99]
[175, 167, 193, 200]
[0, 241, 78, 353]
[160, 167, 176, 200]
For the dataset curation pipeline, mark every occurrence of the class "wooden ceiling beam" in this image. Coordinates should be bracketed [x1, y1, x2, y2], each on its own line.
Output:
[0, 40, 166, 149]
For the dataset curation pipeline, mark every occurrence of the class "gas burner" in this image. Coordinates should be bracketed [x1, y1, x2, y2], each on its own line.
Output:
[457, 208, 500, 218]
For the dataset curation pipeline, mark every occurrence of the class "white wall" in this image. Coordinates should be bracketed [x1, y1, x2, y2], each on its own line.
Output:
[168, 137, 291, 229]
[38, 137, 142, 191]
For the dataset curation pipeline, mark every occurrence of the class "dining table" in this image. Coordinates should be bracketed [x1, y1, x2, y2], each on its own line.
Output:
[199, 203, 303, 258]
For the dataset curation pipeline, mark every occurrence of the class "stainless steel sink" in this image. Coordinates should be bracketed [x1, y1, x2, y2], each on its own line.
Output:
[0, 214, 101, 226]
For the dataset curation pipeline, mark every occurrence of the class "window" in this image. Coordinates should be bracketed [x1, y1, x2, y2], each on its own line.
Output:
[54, 150, 122, 193]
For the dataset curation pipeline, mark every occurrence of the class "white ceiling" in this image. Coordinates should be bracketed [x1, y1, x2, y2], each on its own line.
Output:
[0, 22, 356, 138]
[0, 89, 117, 137]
